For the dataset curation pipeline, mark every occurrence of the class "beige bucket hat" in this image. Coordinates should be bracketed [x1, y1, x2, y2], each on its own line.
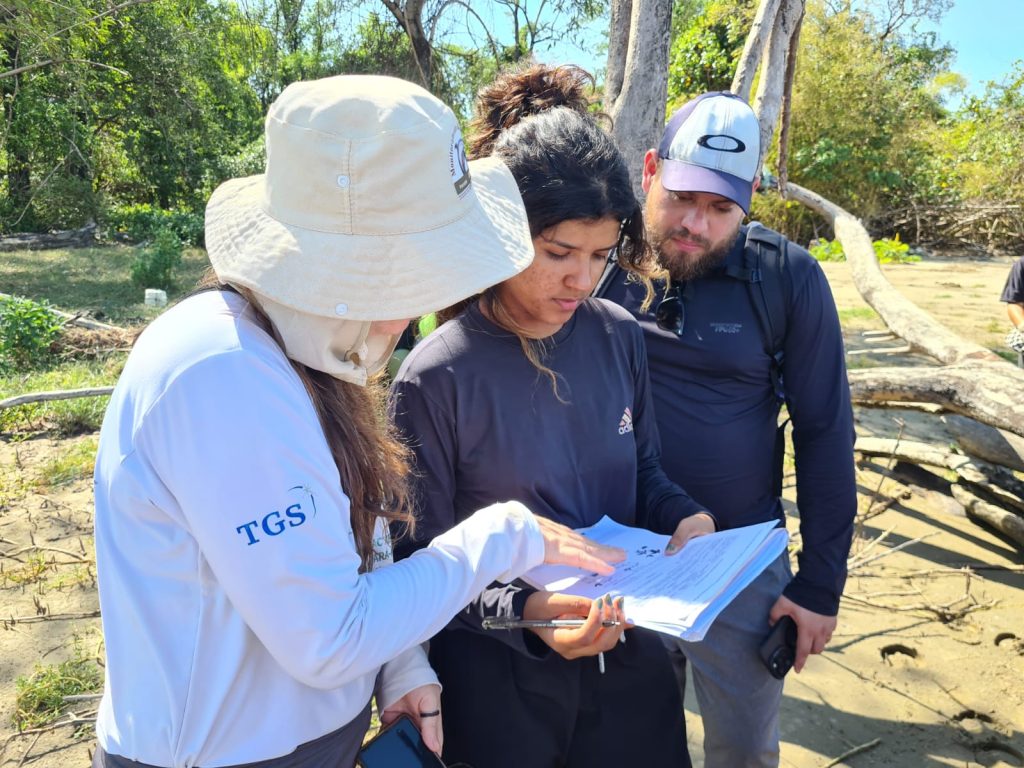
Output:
[205, 75, 533, 321]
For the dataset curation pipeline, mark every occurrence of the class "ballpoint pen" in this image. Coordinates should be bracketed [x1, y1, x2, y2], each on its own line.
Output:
[481, 617, 622, 630]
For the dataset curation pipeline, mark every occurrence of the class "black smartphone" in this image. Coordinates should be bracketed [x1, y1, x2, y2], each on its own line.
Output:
[357, 714, 447, 768]
[759, 615, 797, 679]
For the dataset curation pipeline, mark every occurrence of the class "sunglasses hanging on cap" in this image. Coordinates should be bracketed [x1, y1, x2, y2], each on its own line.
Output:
[655, 282, 693, 337]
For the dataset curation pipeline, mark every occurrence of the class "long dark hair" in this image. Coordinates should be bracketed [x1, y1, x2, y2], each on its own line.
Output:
[195, 270, 414, 572]
[441, 63, 655, 392]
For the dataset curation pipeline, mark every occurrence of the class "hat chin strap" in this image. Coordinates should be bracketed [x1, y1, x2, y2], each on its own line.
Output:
[259, 296, 400, 386]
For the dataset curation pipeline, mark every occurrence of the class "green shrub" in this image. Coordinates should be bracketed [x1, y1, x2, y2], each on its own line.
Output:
[106, 203, 204, 247]
[808, 235, 921, 265]
[809, 238, 847, 262]
[0, 296, 63, 372]
[873, 234, 920, 264]
[13, 655, 103, 730]
[131, 227, 183, 290]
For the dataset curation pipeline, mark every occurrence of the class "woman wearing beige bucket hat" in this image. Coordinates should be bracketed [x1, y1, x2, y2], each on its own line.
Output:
[390, 65, 714, 768]
[90, 75, 624, 768]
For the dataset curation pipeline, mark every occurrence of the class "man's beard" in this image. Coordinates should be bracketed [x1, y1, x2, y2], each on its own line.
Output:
[651, 222, 741, 283]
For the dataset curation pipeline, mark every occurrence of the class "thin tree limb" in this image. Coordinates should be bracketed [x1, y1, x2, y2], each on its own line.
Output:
[0, 388, 115, 410]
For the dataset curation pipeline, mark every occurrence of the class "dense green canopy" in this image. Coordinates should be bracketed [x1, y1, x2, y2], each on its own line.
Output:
[2, 0, 1021, 253]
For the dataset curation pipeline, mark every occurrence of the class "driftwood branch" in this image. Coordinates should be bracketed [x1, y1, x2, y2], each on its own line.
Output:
[0, 387, 115, 411]
[950, 485, 1024, 549]
[856, 437, 1024, 515]
[822, 738, 882, 768]
[2, 610, 101, 627]
[849, 364, 1024, 440]
[0, 223, 98, 253]
[786, 183, 1006, 365]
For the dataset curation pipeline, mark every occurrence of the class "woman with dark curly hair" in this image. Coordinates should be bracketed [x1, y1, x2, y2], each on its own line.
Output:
[390, 64, 714, 768]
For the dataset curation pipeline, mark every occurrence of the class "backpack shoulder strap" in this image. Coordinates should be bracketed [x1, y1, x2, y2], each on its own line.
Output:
[741, 222, 794, 499]
[729, 221, 791, 403]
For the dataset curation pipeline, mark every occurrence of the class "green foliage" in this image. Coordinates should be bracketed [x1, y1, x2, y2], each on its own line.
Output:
[809, 238, 847, 262]
[131, 227, 183, 290]
[2, 0, 263, 232]
[872, 234, 920, 263]
[837, 307, 881, 324]
[806, 235, 921, 264]
[13, 654, 103, 730]
[783, 3, 953, 227]
[667, 0, 752, 109]
[0, 296, 63, 372]
[107, 204, 205, 247]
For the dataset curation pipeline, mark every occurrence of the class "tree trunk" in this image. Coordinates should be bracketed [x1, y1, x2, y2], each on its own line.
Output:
[381, 0, 433, 90]
[751, 0, 804, 170]
[604, 0, 632, 112]
[605, 0, 673, 200]
[1, 36, 32, 230]
[731, 0, 782, 100]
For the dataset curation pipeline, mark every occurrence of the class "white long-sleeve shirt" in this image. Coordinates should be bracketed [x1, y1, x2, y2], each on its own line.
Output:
[93, 291, 543, 767]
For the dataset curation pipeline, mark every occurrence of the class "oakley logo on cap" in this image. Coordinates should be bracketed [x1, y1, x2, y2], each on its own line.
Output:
[697, 134, 746, 153]
[657, 92, 761, 212]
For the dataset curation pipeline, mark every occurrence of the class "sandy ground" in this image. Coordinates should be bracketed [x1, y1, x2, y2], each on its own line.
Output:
[1, 256, 1022, 767]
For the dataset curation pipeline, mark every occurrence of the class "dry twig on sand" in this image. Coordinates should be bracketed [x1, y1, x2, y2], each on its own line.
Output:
[0, 710, 97, 762]
[821, 737, 882, 767]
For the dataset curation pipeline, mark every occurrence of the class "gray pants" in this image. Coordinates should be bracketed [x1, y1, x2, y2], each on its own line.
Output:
[664, 553, 792, 768]
[93, 702, 372, 768]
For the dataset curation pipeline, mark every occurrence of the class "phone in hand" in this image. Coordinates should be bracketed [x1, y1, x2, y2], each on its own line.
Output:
[357, 714, 447, 768]
[759, 615, 797, 679]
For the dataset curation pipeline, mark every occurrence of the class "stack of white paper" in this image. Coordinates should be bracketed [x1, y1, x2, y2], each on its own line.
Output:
[521, 516, 789, 641]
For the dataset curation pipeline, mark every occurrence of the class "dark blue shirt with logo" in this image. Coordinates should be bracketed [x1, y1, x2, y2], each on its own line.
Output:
[390, 298, 707, 652]
[600, 226, 856, 616]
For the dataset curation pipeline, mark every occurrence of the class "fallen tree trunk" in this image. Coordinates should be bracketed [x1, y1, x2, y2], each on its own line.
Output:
[0, 222, 97, 253]
[780, 182, 1024, 439]
[951, 485, 1024, 549]
[848, 364, 1024, 440]
[856, 436, 1024, 516]
[0, 387, 114, 410]
[786, 183, 1004, 366]
[940, 413, 1024, 472]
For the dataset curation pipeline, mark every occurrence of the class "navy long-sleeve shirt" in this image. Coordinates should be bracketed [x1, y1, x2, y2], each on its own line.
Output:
[390, 298, 709, 653]
[601, 226, 856, 615]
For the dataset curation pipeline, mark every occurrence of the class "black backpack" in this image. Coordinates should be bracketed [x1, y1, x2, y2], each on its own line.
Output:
[727, 222, 793, 498]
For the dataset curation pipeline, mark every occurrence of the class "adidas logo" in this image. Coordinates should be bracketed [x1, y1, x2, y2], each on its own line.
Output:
[618, 407, 633, 435]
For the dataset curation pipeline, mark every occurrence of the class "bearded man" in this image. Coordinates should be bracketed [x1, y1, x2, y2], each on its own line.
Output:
[599, 92, 857, 767]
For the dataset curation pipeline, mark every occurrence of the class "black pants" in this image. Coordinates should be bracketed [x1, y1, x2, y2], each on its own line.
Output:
[93, 702, 372, 768]
[430, 627, 691, 768]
